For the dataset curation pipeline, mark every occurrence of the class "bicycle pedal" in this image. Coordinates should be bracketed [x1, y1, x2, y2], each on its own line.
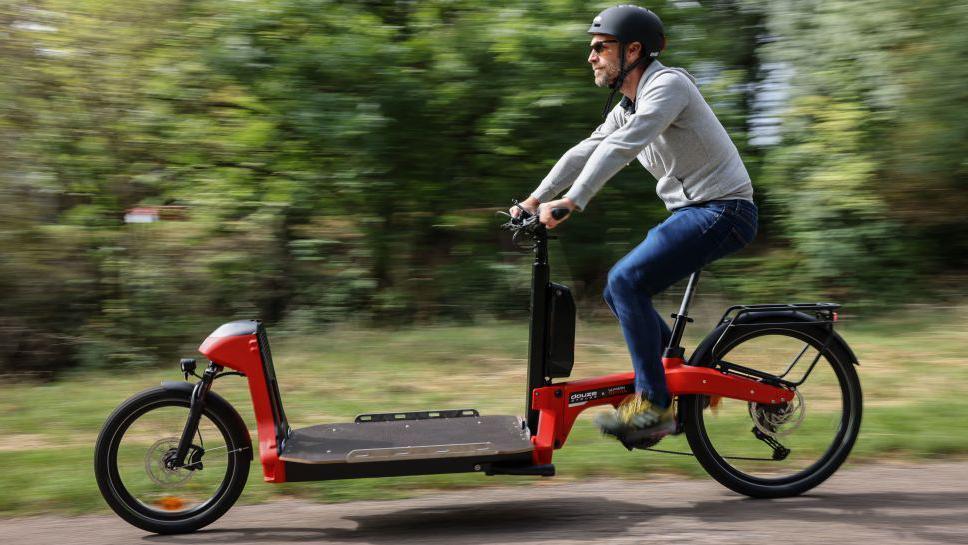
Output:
[609, 427, 668, 451]
[619, 435, 663, 451]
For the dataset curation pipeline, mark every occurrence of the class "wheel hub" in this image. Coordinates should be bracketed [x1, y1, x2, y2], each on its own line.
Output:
[749, 389, 805, 437]
[145, 438, 196, 487]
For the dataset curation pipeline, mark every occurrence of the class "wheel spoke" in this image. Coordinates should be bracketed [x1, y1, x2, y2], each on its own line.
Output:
[110, 400, 231, 516]
[116, 406, 231, 513]
[684, 326, 861, 496]
[95, 388, 250, 533]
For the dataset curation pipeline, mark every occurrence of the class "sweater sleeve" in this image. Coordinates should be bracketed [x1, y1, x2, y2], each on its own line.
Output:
[530, 105, 624, 203]
[564, 73, 691, 211]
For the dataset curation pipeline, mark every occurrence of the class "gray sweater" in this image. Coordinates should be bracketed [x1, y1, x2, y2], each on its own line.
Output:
[531, 60, 753, 212]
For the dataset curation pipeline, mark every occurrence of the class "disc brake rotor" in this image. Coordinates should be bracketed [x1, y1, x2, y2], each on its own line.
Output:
[749, 389, 805, 438]
[145, 437, 195, 487]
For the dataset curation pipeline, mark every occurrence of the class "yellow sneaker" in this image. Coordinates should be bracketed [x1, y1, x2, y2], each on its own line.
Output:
[595, 394, 676, 448]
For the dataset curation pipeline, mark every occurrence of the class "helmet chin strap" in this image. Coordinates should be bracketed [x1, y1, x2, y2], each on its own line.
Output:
[601, 45, 649, 118]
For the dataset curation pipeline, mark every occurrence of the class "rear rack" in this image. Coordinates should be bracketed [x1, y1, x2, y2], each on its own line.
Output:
[716, 303, 840, 328]
[709, 302, 842, 387]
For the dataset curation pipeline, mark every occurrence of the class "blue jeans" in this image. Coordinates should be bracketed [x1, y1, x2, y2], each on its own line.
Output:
[602, 199, 758, 408]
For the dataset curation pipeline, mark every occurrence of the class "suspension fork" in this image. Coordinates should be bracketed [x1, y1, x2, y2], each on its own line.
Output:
[169, 362, 222, 469]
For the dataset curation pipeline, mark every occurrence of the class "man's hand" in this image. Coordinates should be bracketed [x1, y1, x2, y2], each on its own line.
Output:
[510, 196, 540, 218]
[539, 197, 577, 229]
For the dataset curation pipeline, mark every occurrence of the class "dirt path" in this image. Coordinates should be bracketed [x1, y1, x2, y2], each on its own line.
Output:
[3, 461, 967, 544]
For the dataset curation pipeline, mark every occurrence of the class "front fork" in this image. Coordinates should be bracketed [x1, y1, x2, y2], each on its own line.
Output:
[168, 361, 222, 470]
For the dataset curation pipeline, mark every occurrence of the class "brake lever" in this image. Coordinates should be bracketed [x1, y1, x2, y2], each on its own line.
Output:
[499, 201, 535, 231]
[514, 205, 533, 220]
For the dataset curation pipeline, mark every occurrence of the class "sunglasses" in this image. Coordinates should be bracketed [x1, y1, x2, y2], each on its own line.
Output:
[589, 39, 619, 54]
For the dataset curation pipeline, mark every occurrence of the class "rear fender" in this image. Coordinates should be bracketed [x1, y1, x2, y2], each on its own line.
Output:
[690, 310, 859, 368]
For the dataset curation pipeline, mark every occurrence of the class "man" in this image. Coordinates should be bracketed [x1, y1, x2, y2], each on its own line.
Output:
[511, 5, 758, 447]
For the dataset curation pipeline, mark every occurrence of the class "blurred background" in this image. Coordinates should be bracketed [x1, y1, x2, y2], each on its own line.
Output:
[1, 0, 967, 515]
[2, 0, 966, 376]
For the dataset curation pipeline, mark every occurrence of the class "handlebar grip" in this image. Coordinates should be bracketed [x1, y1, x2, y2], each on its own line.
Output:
[551, 208, 570, 220]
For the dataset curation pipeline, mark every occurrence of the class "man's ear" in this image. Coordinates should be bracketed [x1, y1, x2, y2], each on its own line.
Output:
[627, 41, 643, 62]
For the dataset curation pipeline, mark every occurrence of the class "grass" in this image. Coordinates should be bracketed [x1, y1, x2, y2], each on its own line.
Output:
[1, 303, 967, 517]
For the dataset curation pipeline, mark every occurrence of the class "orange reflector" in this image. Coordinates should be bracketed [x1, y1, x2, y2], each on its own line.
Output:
[156, 496, 186, 511]
[709, 395, 722, 413]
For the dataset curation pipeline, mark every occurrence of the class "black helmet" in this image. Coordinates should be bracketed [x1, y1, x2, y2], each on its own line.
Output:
[587, 5, 666, 117]
[588, 5, 666, 58]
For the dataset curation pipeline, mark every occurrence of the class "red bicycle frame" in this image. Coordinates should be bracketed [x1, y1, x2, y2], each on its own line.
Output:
[200, 328, 288, 482]
[197, 220, 795, 481]
[517, 222, 794, 467]
[530, 356, 793, 465]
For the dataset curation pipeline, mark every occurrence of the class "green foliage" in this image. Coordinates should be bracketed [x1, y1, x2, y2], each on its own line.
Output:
[750, 0, 968, 291]
[0, 1, 964, 374]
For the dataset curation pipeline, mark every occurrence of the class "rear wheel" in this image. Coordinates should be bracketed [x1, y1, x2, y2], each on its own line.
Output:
[681, 325, 862, 498]
[94, 387, 250, 534]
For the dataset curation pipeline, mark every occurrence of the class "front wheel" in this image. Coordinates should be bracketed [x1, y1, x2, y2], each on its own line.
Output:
[94, 386, 250, 534]
[680, 325, 862, 498]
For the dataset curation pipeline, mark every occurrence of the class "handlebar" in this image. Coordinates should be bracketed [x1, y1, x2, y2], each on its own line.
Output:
[551, 208, 570, 220]
[510, 206, 570, 222]
[500, 205, 572, 243]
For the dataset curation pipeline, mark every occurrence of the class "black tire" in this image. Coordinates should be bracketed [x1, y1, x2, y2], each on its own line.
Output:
[681, 323, 862, 498]
[94, 386, 250, 534]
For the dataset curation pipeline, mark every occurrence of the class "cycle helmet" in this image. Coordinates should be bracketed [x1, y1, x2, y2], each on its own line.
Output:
[588, 5, 666, 116]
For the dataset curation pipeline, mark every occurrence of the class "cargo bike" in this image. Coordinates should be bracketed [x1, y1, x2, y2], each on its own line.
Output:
[94, 208, 862, 534]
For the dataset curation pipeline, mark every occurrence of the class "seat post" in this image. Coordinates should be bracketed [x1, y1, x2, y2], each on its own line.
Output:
[664, 271, 701, 359]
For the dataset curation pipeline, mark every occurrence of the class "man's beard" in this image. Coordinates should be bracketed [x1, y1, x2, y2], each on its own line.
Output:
[594, 63, 619, 88]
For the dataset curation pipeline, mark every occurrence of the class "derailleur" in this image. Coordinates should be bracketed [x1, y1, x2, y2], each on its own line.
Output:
[751, 427, 790, 461]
